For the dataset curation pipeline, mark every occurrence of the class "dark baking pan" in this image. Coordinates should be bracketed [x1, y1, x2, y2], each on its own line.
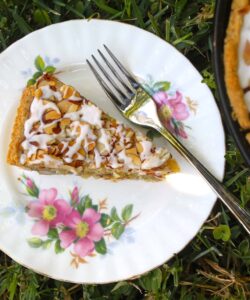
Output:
[213, 0, 250, 166]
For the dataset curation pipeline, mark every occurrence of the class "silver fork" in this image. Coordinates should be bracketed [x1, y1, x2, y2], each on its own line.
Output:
[86, 45, 250, 235]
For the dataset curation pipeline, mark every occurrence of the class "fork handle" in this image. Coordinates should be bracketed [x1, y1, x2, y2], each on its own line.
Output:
[156, 125, 250, 235]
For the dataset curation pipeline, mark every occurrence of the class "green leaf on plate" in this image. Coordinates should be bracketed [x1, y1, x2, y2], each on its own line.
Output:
[92, 205, 98, 212]
[54, 240, 65, 254]
[32, 71, 43, 80]
[47, 228, 59, 240]
[121, 204, 133, 222]
[111, 222, 125, 239]
[35, 55, 45, 71]
[27, 237, 43, 248]
[95, 238, 107, 255]
[44, 65, 56, 74]
[213, 224, 231, 242]
[100, 213, 111, 228]
[42, 239, 52, 249]
[27, 78, 36, 86]
[110, 207, 120, 222]
[84, 195, 93, 209]
[153, 81, 171, 91]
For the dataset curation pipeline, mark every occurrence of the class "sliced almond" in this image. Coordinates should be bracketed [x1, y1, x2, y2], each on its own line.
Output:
[37, 80, 49, 88]
[68, 103, 80, 113]
[127, 153, 141, 166]
[68, 140, 76, 147]
[60, 118, 71, 130]
[36, 149, 45, 159]
[48, 80, 56, 87]
[126, 129, 134, 139]
[78, 148, 86, 156]
[125, 147, 137, 155]
[44, 123, 57, 134]
[53, 123, 62, 134]
[97, 142, 109, 155]
[34, 88, 42, 99]
[60, 85, 74, 99]
[57, 100, 72, 114]
[47, 146, 58, 155]
[115, 144, 123, 153]
[74, 91, 81, 98]
[72, 153, 78, 160]
[29, 154, 36, 161]
[30, 121, 40, 133]
[166, 158, 180, 173]
[87, 141, 96, 152]
[136, 142, 143, 153]
[43, 110, 61, 123]
[30, 141, 39, 147]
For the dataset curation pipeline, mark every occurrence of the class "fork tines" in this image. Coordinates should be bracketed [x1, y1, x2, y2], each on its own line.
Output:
[86, 45, 139, 110]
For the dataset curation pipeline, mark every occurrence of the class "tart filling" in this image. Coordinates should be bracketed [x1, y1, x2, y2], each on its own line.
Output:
[7, 74, 179, 181]
[238, 8, 250, 112]
[224, 0, 250, 143]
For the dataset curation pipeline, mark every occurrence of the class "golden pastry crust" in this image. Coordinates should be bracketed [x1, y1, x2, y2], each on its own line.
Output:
[224, 0, 250, 142]
[7, 74, 179, 181]
[7, 85, 35, 166]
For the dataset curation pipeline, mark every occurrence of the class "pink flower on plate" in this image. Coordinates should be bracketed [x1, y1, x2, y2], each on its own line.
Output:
[166, 91, 189, 121]
[153, 91, 168, 106]
[155, 90, 190, 122]
[59, 208, 104, 258]
[71, 186, 79, 204]
[26, 178, 34, 189]
[27, 188, 71, 236]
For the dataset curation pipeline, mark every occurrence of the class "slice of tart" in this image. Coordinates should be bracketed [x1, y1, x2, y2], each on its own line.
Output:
[7, 73, 179, 181]
[224, 0, 250, 142]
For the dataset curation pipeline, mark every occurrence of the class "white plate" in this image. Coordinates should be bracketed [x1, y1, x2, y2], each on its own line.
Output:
[0, 20, 225, 283]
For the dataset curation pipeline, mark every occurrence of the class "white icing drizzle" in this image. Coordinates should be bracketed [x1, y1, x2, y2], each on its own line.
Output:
[21, 134, 57, 158]
[40, 85, 62, 100]
[140, 141, 152, 160]
[98, 129, 111, 153]
[20, 154, 26, 164]
[94, 149, 103, 168]
[64, 121, 91, 163]
[64, 103, 102, 127]
[24, 97, 60, 138]
[118, 150, 137, 169]
[108, 151, 122, 169]
[141, 150, 170, 170]
[61, 141, 68, 153]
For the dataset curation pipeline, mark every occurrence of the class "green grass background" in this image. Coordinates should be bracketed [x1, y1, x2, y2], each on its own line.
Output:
[0, 0, 249, 299]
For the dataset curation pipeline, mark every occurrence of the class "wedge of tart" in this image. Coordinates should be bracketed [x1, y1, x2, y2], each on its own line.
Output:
[7, 73, 179, 181]
[224, 0, 250, 142]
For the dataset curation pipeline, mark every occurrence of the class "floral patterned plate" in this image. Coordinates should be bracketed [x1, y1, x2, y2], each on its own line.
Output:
[0, 20, 225, 283]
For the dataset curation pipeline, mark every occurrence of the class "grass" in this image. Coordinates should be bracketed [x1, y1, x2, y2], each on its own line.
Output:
[0, 0, 250, 299]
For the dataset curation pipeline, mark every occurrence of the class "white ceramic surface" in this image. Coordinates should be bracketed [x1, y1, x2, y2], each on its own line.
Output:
[0, 19, 225, 283]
